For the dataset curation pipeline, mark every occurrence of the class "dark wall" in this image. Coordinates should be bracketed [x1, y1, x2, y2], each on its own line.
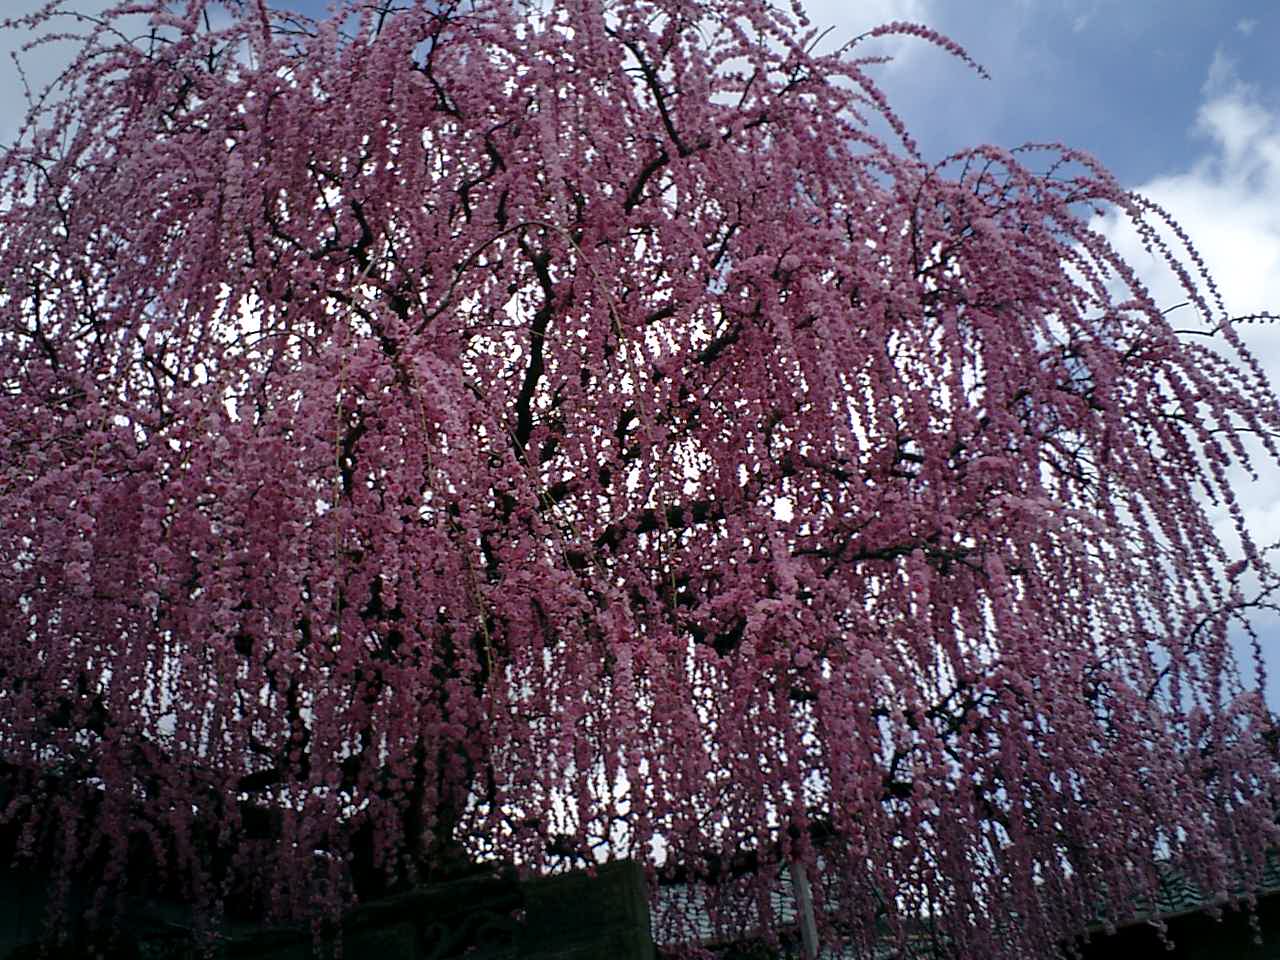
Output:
[1077, 895, 1280, 960]
[0, 860, 656, 960]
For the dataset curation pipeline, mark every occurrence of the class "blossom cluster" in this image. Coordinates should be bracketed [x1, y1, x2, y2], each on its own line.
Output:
[1, 1, 1278, 956]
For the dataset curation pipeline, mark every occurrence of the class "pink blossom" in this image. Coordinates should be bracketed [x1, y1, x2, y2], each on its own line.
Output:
[1, 2, 1278, 958]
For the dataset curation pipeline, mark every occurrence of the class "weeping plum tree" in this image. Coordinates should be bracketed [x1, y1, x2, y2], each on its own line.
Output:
[3, 0, 1280, 955]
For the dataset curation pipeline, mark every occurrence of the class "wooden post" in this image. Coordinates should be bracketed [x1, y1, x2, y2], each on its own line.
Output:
[790, 862, 819, 960]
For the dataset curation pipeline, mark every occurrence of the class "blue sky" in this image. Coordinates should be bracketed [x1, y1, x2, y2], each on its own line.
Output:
[3, 0, 1279, 699]
[834, 2, 1280, 185]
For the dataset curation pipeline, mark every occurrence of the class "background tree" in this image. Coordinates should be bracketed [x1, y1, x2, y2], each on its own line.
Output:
[2, 0, 1280, 956]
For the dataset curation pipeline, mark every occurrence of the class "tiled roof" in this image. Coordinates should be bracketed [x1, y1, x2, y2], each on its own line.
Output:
[1113, 853, 1280, 923]
[653, 854, 1280, 959]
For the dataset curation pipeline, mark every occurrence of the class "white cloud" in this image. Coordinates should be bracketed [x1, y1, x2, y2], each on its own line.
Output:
[800, 0, 940, 68]
[1067, 0, 1102, 35]
[1090, 55, 1280, 694]
[1236, 17, 1258, 37]
[1095, 59, 1280, 485]
[806, 0, 935, 30]
[1203, 47, 1239, 97]
[1124, 73, 1280, 363]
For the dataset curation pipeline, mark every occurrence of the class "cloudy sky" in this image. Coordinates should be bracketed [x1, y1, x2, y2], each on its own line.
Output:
[3, 0, 1279, 696]
[834, 0, 1280, 702]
